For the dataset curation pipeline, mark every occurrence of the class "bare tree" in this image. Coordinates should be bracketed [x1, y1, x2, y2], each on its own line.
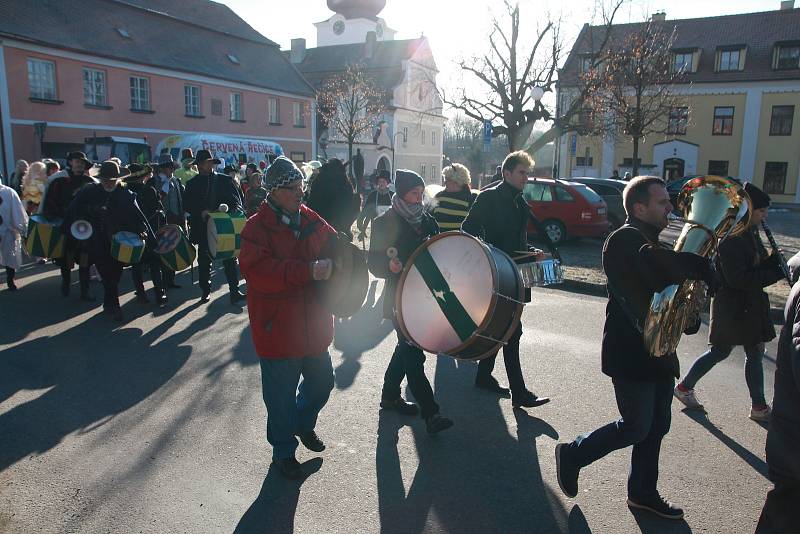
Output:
[317, 63, 387, 175]
[583, 20, 688, 176]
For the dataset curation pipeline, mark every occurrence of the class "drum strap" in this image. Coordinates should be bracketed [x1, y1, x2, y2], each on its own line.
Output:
[413, 247, 478, 342]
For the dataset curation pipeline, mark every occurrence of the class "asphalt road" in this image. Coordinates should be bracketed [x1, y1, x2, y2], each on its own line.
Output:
[0, 263, 779, 534]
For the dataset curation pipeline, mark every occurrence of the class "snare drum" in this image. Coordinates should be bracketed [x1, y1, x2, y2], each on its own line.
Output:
[518, 258, 564, 287]
[111, 231, 145, 264]
[395, 231, 523, 361]
[207, 211, 246, 260]
[155, 224, 196, 271]
[25, 214, 65, 258]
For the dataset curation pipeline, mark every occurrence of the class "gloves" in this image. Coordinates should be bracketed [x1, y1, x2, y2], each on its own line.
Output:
[310, 259, 333, 281]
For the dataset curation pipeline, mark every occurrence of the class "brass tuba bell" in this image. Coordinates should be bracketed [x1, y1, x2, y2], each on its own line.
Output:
[643, 176, 751, 357]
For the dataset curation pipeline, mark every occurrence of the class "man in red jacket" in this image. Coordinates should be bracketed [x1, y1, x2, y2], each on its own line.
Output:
[239, 156, 337, 479]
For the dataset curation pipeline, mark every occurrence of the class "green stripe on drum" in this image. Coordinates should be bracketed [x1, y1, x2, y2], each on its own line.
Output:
[412, 247, 478, 342]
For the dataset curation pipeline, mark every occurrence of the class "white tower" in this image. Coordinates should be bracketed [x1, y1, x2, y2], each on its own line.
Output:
[315, 0, 396, 46]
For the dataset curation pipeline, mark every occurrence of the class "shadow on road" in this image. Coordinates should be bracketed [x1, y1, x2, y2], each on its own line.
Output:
[630, 507, 692, 533]
[684, 411, 769, 478]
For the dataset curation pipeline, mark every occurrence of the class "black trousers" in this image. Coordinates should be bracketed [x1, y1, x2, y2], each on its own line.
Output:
[5, 267, 14, 286]
[197, 238, 239, 293]
[476, 323, 527, 396]
[92, 253, 123, 310]
[131, 253, 164, 295]
[57, 252, 90, 295]
[381, 329, 439, 419]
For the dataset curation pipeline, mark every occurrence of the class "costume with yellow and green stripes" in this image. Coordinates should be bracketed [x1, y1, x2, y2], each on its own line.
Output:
[433, 187, 477, 231]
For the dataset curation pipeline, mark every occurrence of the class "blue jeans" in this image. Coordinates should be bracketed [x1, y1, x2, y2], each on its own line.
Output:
[259, 353, 335, 460]
[681, 343, 766, 405]
[566, 377, 674, 500]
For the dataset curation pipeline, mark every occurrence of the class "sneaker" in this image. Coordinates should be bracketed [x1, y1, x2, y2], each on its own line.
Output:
[673, 384, 704, 410]
[380, 397, 419, 416]
[273, 457, 303, 480]
[627, 495, 684, 520]
[555, 443, 579, 498]
[296, 431, 325, 452]
[749, 405, 771, 422]
[475, 376, 511, 396]
[425, 414, 454, 435]
[156, 293, 168, 306]
[512, 390, 550, 408]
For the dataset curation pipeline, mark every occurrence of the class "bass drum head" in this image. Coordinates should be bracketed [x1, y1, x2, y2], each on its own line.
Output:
[397, 232, 495, 355]
[318, 236, 369, 318]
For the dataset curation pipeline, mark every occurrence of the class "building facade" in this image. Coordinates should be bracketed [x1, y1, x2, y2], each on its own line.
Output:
[556, 4, 800, 203]
[0, 0, 315, 175]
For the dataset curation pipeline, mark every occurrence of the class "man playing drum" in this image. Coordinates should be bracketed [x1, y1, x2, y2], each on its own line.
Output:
[368, 170, 454, 435]
[461, 150, 550, 408]
[239, 157, 337, 480]
[153, 154, 186, 291]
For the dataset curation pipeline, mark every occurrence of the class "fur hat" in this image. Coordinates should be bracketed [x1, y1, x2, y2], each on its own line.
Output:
[744, 182, 771, 210]
[264, 156, 304, 192]
[442, 163, 471, 187]
[395, 170, 425, 198]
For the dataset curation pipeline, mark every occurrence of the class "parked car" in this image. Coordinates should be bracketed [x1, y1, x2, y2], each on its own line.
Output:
[666, 176, 697, 213]
[522, 178, 608, 245]
[565, 177, 627, 229]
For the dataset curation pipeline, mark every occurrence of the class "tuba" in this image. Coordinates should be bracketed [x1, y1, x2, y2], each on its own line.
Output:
[643, 176, 751, 357]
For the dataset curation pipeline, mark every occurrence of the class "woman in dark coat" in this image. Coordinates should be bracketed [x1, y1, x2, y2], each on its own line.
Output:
[674, 183, 785, 421]
[305, 159, 360, 239]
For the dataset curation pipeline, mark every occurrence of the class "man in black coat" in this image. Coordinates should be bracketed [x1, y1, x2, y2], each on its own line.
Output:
[183, 149, 245, 304]
[555, 176, 713, 520]
[756, 279, 800, 533]
[306, 159, 360, 239]
[461, 150, 549, 409]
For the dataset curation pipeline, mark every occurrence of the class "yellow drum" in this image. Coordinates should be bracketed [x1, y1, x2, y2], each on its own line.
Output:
[25, 215, 65, 258]
[155, 224, 196, 271]
[207, 211, 246, 260]
[111, 231, 145, 264]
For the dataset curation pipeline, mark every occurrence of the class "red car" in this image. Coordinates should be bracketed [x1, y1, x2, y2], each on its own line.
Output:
[522, 178, 608, 244]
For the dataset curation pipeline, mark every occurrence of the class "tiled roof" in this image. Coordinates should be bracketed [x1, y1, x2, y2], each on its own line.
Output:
[560, 8, 800, 85]
[0, 0, 314, 96]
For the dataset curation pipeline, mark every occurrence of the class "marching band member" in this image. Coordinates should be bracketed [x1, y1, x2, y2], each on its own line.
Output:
[239, 157, 337, 479]
[555, 176, 714, 520]
[174, 148, 198, 186]
[183, 149, 246, 304]
[0, 180, 28, 290]
[356, 169, 392, 239]
[368, 170, 454, 435]
[153, 154, 186, 291]
[306, 159, 360, 239]
[461, 151, 549, 408]
[433, 163, 476, 231]
[66, 160, 148, 321]
[244, 172, 267, 218]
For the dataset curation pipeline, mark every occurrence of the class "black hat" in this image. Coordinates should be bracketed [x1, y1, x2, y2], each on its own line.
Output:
[373, 169, 391, 183]
[191, 149, 221, 165]
[246, 162, 258, 171]
[744, 182, 771, 210]
[395, 169, 425, 198]
[180, 148, 195, 164]
[66, 151, 92, 168]
[124, 163, 152, 181]
[93, 160, 131, 180]
[223, 164, 237, 175]
[157, 153, 179, 168]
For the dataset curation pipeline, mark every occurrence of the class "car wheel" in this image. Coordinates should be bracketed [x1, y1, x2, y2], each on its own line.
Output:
[542, 219, 566, 245]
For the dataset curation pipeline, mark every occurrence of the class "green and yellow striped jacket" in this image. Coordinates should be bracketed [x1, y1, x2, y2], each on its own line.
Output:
[433, 188, 478, 231]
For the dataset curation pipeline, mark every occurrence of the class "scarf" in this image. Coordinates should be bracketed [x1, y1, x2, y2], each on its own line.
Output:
[267, 195, 302, 237]
[392, 193, 424, 230]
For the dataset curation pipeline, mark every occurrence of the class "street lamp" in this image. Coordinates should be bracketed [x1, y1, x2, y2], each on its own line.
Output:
[390, 130, 406, 182]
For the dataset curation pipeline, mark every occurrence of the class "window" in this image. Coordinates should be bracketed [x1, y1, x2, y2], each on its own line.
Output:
[293, 102, 305, 127]
[431, 131, 437, 146]
[622, 157, 642, 167]
[431, 165, 437, 181]
[667, 107, 688, 135]
[591, 185, 621, 196]
[578, 107, 594, 130]
[420, 163, 426, 178]
[230, 92, 243, 120]
[555, 186, 575, 202]
[712, 106, 734, 135]
[268, 98, 280, 124]
[83, 68, 106, 106]
[130, 76, 149, 111]
[184, 84, 201, 116]
[718, 49, 741, 72]
[421, 130, 426, 144]
[27, 58, 56, 100]
[579, 56, 593, 73]
[523, 183, 552, 202]
[403, 127, 408, 143]
[775, 44, 800, 70]
[211, 98, 222, 116]
[708, 160, 729, 176]
[764, 162, 788, 195]
[673, 52, 693, 73]
[769, 105, 794, 136]
[576, 156, 594, 166]
[290, 151, 306, 163]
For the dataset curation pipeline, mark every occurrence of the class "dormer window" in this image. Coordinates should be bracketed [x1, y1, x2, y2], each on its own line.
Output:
[774, 42, 800, 70]
[716, 46, 744, 72]
[578, 55, 593, 73]
[673, 51, 693, 73]
[227, 54, 240, 65]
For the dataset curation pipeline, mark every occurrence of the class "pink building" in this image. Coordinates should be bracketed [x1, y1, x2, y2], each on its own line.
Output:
[0, 0, 316, 175]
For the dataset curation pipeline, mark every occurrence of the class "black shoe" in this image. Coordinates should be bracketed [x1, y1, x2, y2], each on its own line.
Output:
[156, 293, 168, 306]
[230, 289, 246, 304]
[512, 390, 550, 408]
[200, 289, 210, 303]
[80, 292, 96, 302]
[7, 282, 18, 291]
[627, 495, 684, 520]
[296, 431, 325, 452]
[475, 376, 511, 396]
[425, 414, 454, 435]
[135, 292, 149, 304]
[273, 457, 303, 480]
[167, 283, 182, 289]
[555, 443, 579, 498]
[380, 397, 419, 416]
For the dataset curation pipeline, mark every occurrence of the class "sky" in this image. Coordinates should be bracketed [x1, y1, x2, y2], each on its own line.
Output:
[220, 0, 785, 119]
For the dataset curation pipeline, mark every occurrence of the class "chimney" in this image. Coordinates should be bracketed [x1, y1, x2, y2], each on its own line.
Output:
[290, 38, 306, 64]
[651, 11, 666, 22]
[780, 1, 794, 10]
[365, 31, 377, 59]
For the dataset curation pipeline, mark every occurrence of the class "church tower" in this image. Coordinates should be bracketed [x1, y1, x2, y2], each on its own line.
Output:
[315, 0, 396, 46]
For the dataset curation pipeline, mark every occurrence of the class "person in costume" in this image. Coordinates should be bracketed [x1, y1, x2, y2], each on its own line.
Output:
[368, 170, 454, 435]
[0, 181, 28, 290]
[174, 148, 198, 186]
[239, 156, 337, 479]
[152, 154, 186, 291]
[183, 149, 246, 304]
[21, 161, 48, 215]
[356, 169, 392, 240]
[125, 164, 166, 305]
[244, 172, 267, 218]
[433, 163, 477, 231]
[305, 158, 360, 239]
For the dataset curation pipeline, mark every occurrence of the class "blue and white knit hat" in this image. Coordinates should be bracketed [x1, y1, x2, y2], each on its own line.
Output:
[264, 156, 304, 192]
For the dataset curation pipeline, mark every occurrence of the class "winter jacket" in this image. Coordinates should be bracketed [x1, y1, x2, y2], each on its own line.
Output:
[356, 189, 392, 232]
[42, 173, 96, 220]
[709, 227, 784, 347]
[183, 172, 244, 245]
[433, 187, 477, 230]
[306, 174, 360, 237]
[239, 202, 337, 358]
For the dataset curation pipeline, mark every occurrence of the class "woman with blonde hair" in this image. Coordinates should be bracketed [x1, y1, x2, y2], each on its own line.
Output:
[21, 161, 49, 214]
[433, 163, 477, 231]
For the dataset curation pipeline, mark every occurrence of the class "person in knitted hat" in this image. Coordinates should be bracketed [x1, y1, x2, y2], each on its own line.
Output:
[433, 163, 477, 230]
[675, 180, 784, 422]
[356, 169, 392, 239]
[239, 155, 338, 479]
[367, 168, 454, 435]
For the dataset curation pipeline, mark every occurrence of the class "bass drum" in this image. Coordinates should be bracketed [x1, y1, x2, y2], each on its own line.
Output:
[395, 231, 523, 361]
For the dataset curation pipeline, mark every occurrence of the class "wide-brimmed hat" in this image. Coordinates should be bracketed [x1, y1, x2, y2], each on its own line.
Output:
[180, 148, 195, 164]
[66, 151, 92, 168]
[93, 160, 131, 180]
[124, 163, 152, 181]
[157, 153, 178, 168]
[373, 169, 391, 183]
[191, 149, 221, 165]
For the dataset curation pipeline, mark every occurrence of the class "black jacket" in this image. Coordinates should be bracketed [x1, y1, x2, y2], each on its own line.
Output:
[306, 174, 360, 237]
[42, 173, 96, 220]
[602, 218, 712, 381]
[709, 227, 783, 347]
[356, 189, 392, 232]
[126, 181, 164, 229]
[184, 172, 244, 244]
[368, 208, 439, 320]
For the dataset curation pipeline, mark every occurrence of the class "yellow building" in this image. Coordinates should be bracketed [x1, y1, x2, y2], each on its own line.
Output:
[556, 4, 800, 203]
